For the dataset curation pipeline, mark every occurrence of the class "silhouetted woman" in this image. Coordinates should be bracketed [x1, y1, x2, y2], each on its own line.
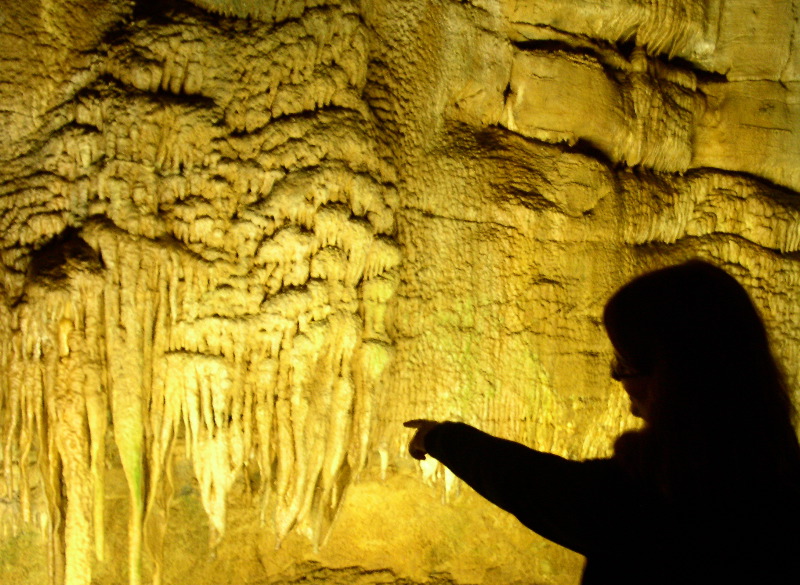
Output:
[406, 260, 800, 584]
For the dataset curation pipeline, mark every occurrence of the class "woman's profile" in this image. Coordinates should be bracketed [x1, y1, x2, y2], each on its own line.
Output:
[406, 260, 800, 584]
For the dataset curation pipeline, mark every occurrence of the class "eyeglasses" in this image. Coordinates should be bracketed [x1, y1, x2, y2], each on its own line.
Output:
[610, 356, 644, 381]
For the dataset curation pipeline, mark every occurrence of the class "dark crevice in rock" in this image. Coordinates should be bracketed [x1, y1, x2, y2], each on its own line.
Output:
[84, 75, 221, 111]
[564, 138, 617, 169]
[27, 227, 104, 285]
[512, 36, 728, 84]
[132, 0, 201, 23]
[511, 38, 604, 62]
[655, 54, 728, 84]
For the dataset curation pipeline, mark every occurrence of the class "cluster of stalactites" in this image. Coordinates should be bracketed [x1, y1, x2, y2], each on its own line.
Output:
[0, 3, 400, 585]
[0, 193, 398, 585]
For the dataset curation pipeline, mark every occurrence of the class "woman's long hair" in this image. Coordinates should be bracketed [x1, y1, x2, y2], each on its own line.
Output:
[604, 260, 800, 502]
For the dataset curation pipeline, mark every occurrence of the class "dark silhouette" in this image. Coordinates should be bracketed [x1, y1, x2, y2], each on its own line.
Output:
[406, 260, 800, 584]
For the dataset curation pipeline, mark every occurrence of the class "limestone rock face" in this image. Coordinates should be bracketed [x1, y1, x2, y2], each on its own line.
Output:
[0, 1, 799, 585]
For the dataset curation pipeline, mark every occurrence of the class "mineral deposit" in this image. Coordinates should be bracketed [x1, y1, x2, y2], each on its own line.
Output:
[1, 1, 799, 585]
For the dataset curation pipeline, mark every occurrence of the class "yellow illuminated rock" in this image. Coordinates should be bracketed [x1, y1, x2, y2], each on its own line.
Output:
[0, 1, 799, 585]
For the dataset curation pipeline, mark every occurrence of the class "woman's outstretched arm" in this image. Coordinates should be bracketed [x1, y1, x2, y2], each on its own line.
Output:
[404, 420, 637, 557]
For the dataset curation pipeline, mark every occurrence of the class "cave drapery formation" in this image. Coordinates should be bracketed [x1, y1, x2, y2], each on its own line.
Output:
[1, 1, 800, 585]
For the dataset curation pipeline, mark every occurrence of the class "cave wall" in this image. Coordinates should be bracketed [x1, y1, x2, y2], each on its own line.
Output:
[1, 1, 799, 585]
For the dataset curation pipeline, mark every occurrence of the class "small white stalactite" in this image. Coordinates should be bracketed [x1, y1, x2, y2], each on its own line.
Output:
[443, 467, 459, 504]
[419, 456, 439, 487]
[378, 443, 390, 482]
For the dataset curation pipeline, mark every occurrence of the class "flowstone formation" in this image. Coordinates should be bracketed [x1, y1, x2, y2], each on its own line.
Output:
[2, 2, 398, 584]
[1, 1, 800, 585]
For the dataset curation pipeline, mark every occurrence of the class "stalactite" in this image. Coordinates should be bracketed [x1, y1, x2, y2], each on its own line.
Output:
[1, 242, 106, 585]
[0, 1, 399, 581]
[0, 169, 397, 579]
